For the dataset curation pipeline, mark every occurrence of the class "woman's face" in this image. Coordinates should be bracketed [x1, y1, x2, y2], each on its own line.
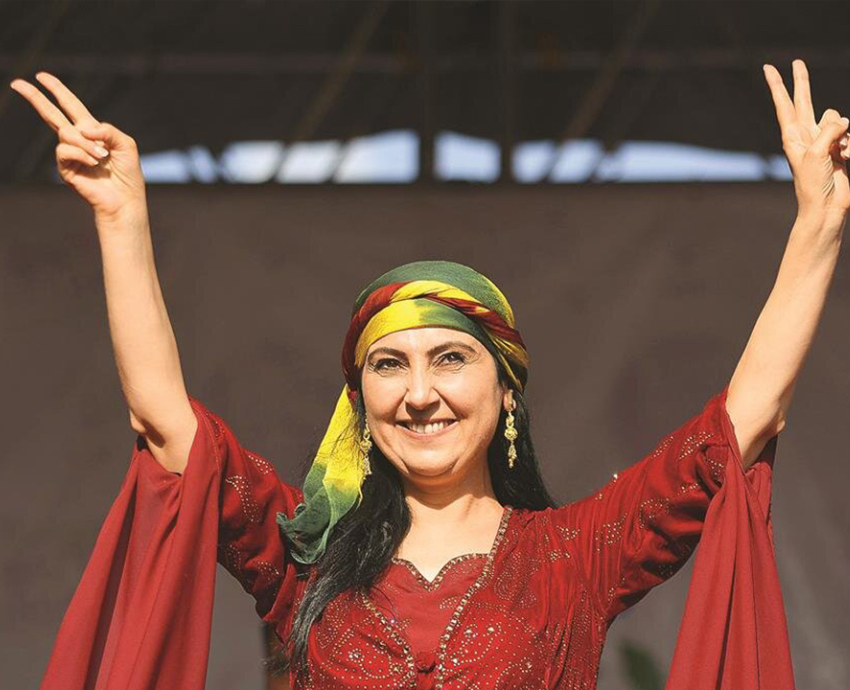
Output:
[360, 327, 513, 488]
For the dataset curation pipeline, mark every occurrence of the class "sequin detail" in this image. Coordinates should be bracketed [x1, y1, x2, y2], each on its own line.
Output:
[593, 514, 625, 552]
[246, 450, 275, 475]
[224, 475, 262, 523]
[219, 543, 242, 575]
[360, 506, 514, 690]
[199, 387, 745, 690]
[391, 552, 488, 591]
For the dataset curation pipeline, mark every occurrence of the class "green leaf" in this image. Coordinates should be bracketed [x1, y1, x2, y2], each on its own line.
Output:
[619, 638, 663, 690]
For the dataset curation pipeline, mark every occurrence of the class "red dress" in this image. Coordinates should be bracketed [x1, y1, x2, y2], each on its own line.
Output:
[38, 385, 794, 690]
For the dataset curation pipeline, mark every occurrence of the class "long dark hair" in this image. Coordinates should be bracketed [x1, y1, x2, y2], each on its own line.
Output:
[272, 360, 558, 685]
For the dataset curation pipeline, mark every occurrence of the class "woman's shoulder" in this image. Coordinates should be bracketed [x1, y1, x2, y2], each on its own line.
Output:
[504, 503, 579, 541]
[498, 505, 585, 575]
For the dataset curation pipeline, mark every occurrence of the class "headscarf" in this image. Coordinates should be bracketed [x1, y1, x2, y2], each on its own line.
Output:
[277, 260, 529, 564]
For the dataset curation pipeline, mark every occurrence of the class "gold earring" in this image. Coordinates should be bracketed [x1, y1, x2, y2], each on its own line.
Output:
[359, 423, 373, 475]
[504, 401, 518, 469]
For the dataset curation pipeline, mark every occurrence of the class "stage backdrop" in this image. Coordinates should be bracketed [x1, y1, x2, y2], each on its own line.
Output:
[2, 184, 847, 690]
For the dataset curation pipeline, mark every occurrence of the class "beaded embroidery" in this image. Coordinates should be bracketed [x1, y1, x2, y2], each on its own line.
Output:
[223, 475, 262, 523]
[360, 505, 514, 690]
[391, 552, 489, 591]
[200, 388, 742, 690]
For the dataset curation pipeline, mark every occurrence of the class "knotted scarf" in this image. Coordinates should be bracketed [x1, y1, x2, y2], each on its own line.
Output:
[276, 260, 529, 564]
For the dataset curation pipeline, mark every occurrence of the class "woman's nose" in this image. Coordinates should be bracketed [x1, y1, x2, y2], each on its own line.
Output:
[404, 366, 439, 408]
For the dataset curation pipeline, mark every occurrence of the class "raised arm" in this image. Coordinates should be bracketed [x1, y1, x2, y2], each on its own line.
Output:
[10, 72, 196, 473]
[95, 199, 197, 473]
[727, 59, 849, 469]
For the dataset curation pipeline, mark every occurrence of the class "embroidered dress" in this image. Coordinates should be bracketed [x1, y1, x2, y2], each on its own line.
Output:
[38, 384, 792, 690]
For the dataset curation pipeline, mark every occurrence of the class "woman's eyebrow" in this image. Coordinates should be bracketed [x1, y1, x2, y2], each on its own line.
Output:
[367, 341, 477, 363]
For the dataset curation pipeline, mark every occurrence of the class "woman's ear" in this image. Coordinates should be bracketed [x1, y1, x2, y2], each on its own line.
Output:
[503, 388, 515, 412]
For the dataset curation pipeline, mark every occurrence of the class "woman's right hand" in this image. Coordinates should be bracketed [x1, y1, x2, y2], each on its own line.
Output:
[10, 72, 147, 224]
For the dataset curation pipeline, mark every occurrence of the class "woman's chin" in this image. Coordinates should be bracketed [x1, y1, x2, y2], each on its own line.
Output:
[399, 456, 457, 478]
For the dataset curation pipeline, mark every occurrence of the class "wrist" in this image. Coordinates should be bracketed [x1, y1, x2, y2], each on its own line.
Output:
[797, 193, 849, 220]
[790, 211, 844, 259]
[95, 201, 150, 235]
[795, 200, 828, 224]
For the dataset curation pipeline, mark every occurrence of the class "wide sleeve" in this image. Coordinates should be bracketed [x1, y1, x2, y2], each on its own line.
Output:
[39, 395, 304, 690]
[195, 396, 305, 625]
[550, 383, 780, 623]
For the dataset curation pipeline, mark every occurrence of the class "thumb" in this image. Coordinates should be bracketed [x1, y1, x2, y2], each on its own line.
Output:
[78, 122, 136, 152]
[811, 117, 849, 158]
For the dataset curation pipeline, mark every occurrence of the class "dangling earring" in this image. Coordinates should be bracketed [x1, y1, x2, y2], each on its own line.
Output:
[504, 400, 518, 469]
[359, 423, 373, 475]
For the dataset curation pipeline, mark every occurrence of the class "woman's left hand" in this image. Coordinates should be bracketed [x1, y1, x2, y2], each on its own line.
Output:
[763, 59, 850, 233]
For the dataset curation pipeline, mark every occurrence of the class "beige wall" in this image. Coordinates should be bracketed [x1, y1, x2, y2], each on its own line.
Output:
[2, 184, 847, 689]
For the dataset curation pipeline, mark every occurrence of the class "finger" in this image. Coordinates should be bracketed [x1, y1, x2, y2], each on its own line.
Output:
[835, 116, 850, 156]
[58, 123, 110, 161]
[818, 107, 841, 144]
[836, 132, 850, 160]
[762, 64, 796, 133]
[818, 108, 841, 127]
[56, 142, 100, 167]
[810, 117, 849, 158]
[34, 72, 99, 128]
[78, 121, 137, 153]
[837, 129, 850, 159]
[8, 78, 73, 132]
[792, 59, 817, 130]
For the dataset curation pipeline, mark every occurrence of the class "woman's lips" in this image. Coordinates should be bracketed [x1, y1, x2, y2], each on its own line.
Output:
[397, 420, 458, 440]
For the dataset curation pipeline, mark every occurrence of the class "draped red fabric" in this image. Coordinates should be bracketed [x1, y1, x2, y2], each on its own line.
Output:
[38, 385, 796, 690]
[39, 396, 305, 690]
[665, 385, 795, 690]
[39, 397, 222, 690]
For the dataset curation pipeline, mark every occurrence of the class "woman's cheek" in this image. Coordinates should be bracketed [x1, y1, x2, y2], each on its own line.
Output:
[363, 375, 403, 410]
[447, 373, 495, 408]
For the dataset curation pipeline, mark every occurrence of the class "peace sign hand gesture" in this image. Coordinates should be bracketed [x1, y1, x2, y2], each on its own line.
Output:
[9, 72, 147, 225]
[763, 59, 850, 233]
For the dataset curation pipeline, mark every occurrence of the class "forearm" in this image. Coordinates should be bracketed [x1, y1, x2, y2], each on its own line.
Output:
[96, 205, 193, 440]
[728, 211, 843, 444]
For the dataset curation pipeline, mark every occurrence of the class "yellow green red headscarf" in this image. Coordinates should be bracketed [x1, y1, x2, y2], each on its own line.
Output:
[277, 260, 529, 564]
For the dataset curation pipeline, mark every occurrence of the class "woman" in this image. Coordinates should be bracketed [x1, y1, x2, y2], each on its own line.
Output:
[11, 60, 846, 690]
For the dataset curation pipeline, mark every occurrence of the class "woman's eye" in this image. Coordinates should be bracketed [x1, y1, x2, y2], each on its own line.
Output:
[372, 352, 464, 371]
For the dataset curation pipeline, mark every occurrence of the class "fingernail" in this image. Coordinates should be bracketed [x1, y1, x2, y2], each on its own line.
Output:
[841, 117, 849, 127]
[95, 145, 109, 158]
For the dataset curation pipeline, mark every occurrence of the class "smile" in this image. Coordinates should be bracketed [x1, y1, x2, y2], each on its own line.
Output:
[398, 420, 458, 438]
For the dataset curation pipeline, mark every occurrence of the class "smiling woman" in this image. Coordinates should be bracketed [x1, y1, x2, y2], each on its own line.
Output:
[277, 262, 531, 547]
[35, 256, 794, 690]
[361, 328, 508, 484]
[257, 258, 790, 690]
[12, 58, 821, 690]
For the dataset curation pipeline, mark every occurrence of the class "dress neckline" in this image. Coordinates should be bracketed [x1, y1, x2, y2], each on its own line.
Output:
[390, 504, 513, 588]
[391, 552, 488, 589]
[359, 504, 515, 685]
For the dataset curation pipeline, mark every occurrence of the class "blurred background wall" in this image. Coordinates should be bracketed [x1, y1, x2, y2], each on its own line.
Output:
[2, 2, 848, 689]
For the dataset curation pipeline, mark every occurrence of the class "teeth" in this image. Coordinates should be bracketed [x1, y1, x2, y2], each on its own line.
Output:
[405, 421, 453, 434]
